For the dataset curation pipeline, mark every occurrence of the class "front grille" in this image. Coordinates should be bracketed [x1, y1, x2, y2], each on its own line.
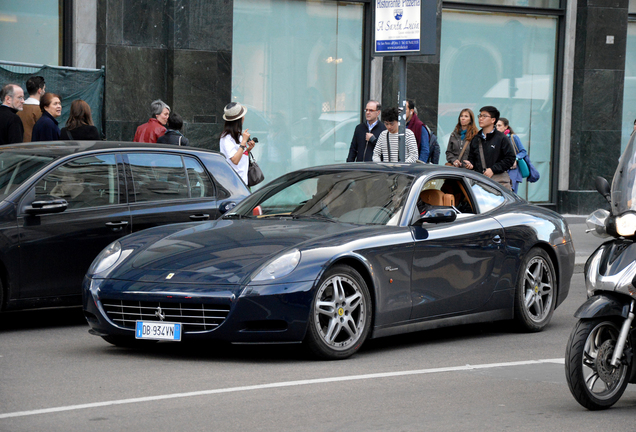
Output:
[101, 300, 230, 333]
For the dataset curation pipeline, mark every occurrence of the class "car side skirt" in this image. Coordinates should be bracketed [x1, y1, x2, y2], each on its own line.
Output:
[371, 309, 511, 339]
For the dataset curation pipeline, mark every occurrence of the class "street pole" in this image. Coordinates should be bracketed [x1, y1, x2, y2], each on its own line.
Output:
[398, 56, 406, 162]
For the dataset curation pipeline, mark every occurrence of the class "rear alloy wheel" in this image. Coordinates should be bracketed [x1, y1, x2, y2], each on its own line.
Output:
[514, 248, 556, 331]
[305, 265, 372, 360]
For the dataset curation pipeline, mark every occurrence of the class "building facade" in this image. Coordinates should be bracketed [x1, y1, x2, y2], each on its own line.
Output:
[1, 0, 634, 214]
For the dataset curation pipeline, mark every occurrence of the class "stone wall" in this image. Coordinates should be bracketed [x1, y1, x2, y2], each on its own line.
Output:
[96, 0, 233, 150]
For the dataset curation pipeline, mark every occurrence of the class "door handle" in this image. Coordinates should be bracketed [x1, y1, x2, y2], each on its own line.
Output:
[492, 235, 502, 244]
[190, 214, 210, 221]
[105, 221, 129, 227]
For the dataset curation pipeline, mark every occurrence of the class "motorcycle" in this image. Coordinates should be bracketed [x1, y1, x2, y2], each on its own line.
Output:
[565, 132, 636, 410]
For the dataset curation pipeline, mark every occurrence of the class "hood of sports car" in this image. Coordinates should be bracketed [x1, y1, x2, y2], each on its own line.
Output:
[108, 219, 356, 285]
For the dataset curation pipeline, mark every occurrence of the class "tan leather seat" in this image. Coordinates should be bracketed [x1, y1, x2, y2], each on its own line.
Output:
[420, 189, 444, 206]
[420, 189, 455, 207]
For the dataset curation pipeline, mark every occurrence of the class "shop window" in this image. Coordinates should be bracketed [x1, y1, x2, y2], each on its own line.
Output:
[439, 10, 557, 202]
[232, 0, 364, 187]
[0, 0, 60, 65]
[622, 22, 636, 152]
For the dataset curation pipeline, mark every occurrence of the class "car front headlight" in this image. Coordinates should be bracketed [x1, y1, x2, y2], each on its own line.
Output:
[88, 241, 132, 276]
[252, 249, 301, 281]
[616, 213, 636, 237]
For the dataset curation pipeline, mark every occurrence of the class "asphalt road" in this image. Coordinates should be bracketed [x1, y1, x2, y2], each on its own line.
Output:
[2, 271, 636, 431]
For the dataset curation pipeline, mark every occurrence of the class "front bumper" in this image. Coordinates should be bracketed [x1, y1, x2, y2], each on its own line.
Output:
[82, 276, 316, 343]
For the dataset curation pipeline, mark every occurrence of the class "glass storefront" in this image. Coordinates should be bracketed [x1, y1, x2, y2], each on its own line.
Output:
[232, 0, 364, 185]
[622, 22, 636, 152]
[439, 10, 558, 202]
[0, 0, 60, 65]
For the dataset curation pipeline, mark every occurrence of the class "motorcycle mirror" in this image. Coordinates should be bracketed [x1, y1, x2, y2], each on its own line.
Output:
[595, 176, 611, 204]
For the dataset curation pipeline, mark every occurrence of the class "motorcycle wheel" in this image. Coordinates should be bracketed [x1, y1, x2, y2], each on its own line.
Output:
[565, 318, 632, 410]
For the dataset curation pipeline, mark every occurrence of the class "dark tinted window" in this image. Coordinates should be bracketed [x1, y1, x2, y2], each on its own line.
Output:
[184, 157, 215, 198]
[128, 153, 188, 203]
[0, 153, 54, 200]
[35, 154, 119, 209]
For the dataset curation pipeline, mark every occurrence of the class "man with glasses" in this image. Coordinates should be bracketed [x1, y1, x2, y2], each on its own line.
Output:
[346, 100, 386, 162]
[463, 106, 515, 190]
[0, 83, 25, 145]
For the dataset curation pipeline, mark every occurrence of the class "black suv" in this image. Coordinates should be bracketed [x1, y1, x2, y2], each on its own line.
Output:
[0, 141, 250, 311]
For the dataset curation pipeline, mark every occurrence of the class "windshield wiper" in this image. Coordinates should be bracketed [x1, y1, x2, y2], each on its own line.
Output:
[291, 214, 337, 223]
[222, 213, 252, 219]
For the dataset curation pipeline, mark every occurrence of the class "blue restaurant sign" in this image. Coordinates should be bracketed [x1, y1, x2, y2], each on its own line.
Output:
[374, 0, 437, 56]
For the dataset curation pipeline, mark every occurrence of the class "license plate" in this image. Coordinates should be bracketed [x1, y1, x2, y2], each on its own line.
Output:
[135, 321, 182, 341]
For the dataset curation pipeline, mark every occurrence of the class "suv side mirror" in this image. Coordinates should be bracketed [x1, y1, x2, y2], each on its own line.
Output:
[25, 198, 68, 215]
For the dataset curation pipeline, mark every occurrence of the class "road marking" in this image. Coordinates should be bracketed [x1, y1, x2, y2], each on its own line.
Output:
[0, 358, 564, 419]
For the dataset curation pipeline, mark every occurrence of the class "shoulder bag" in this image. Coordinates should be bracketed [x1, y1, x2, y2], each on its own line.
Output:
[510, 134, 530, 178]
[478, 139, 511, 190]
[247, 152, 265, 187]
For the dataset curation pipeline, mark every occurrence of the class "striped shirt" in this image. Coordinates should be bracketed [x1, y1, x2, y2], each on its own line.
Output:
[372, 129, 418, 163]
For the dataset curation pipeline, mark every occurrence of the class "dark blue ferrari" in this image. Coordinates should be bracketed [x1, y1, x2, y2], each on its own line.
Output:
[83, 163, 575, 359]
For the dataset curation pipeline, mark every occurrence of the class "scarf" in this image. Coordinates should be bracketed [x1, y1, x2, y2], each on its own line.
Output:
[460, 129, 467, 141]
[407, 112, 424, 152]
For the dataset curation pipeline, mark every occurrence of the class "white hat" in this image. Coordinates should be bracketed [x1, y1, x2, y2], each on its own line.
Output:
[223, 102, 247, 121]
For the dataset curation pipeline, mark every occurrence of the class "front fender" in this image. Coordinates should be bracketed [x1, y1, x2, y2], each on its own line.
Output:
[574, 293, 632, 319]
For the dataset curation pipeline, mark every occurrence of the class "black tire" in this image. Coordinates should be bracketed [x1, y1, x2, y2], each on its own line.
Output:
[513, 247, 556, 332]
[304, 265, 372, 360]
[565, 318, 631, 410]
[101, 335, 156, 348]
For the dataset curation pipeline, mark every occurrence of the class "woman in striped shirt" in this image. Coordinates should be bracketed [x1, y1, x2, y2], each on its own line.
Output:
[372, 107, 418, 163]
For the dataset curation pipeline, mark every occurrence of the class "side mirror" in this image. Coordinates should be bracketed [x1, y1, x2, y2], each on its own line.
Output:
[595, 176, 611, 204]
[24, 198, 68, 215]
[415, 208, 457, 225]
[219, 201, 237, 214]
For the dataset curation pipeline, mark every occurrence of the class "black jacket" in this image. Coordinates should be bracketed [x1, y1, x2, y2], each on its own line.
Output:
[467, 129, 516, 174]
[0, 105, 24, 145]
[32, 111, 60, 142]
[61, 125, 100, 140]
[157, 129, 189, 146]
[346, 121, 386, 162]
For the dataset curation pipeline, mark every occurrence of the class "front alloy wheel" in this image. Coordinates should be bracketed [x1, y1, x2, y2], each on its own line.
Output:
[514, 248, 556, 331]
[305, 265, 371, 360]
[565, 318, 631, 410]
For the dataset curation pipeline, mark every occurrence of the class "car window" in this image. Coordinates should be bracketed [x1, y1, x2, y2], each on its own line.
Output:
[469, 178, 505, 213]
[228, 170, 414, 226]
[0, 152, 55, 200]
[413, 178, 476, 222]
[128, 153, 189, 203]
[184, 157, 215, 198]
[34, 154, 119, 209]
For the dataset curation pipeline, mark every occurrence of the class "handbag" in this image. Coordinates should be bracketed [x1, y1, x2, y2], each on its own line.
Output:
[525, 156, 540, 183]
[510, 135, 530, 178]
[478, 139, 511, 190]
[247, 152, 265, 187]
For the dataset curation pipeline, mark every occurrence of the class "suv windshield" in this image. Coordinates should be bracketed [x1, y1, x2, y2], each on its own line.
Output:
[226, 170, 414, 225]
[612, 132, 636, 215]
[0, 152, 55, 201]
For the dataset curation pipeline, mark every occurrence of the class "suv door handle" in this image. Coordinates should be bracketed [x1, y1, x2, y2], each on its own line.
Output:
[105, 221, 129, 227]
[190, 214, 210, 221]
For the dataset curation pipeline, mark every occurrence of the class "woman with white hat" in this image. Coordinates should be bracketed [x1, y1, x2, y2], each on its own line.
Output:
[219, 101, 256, 184]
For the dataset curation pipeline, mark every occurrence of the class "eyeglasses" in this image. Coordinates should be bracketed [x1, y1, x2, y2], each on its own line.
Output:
[14, 96, 24, 100]
[365, 109, 377, 112]
[478, 114, 491, 119]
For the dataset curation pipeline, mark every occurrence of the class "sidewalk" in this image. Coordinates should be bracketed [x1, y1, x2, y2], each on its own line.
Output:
[563, 214, 606, 274]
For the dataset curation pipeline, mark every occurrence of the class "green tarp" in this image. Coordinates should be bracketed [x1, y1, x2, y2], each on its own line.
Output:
[0, 65, 105, 138]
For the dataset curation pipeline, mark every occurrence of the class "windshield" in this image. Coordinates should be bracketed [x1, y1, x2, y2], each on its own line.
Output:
[0, 152, 55, 201]
[226, 170, 414, 225]
[612, 132, 636, 215]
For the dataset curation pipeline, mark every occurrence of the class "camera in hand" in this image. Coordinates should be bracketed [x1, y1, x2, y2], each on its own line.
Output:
[251, 137, 258, 143]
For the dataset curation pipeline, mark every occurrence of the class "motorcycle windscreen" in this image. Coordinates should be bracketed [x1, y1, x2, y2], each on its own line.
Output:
[611, 132, 636, 215]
